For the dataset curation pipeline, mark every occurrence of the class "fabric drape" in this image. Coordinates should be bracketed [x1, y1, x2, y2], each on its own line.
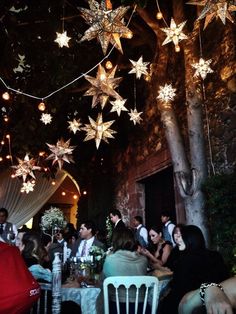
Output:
[0, 169, 67, 228]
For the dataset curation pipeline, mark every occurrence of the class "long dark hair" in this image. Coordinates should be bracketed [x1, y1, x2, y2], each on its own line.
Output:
[181, 225, 206, 251]
[112, 228, 137, 252]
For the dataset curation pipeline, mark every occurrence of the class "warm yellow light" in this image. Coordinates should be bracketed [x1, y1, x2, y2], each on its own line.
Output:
[1, 141, 4, 145]
[39, 151, 45, 156]
[125, 31, 133, 39]
[83, 190, 87, 195]
[6, 134, 10, 139]
[6, 155, 11, 159]
[4, 116, 9, 122]
[156, 11, 163, 20]
[62, 191, 66, 196]
[44, 168, 48, 172]
[0, 157, 3, 162]
[38, 102, 46, 111]
[105, 60, 113, 70]
[100, 73, 106, 81]
[2, 92, 10, 101]
[11, 173, 15, 178]
[175, 45, 180, 52]
[73, 194, 78, 200]
[51, 181, 56, 186]
[144, 74, 151, 82]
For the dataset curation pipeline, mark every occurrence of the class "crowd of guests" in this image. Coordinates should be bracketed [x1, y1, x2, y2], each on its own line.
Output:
[0, 206, 236, 314]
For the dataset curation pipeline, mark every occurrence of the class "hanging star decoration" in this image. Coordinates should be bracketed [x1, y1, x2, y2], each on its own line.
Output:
[67, 118, 83, 134]
[84, 64, 123, 109]
[191, 58, 213, 80]
[54, 31, 71, 48]
[46, 139, 76, 169]
[187, 0, 236, 29]
[157, 83, 176, 103]
[13, 54, 30, 73]
[161, 18, 187, 49]
[129, 56, 150, 79]
[82, 113, 116, 149]
[110, 99, 128, 116]
[21, 181, 35, 194]
[40, 113, 52, 125]
[128, 108, 143, 125]
[79, 0, 132, 54]
[12, 154, 41, 182]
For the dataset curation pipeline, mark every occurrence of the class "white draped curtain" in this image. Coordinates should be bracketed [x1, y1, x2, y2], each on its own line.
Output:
[0, 169, 68, 228]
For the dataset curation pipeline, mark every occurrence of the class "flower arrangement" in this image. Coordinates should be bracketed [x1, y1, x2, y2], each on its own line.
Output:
[40, 206, 67, 234]
[106, 215, 113, 246]
[89, 245, 105, 261]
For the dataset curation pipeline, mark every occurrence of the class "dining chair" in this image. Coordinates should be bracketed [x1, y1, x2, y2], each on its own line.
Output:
[30, 252, 62, 314]
[103, 276, 159, 314]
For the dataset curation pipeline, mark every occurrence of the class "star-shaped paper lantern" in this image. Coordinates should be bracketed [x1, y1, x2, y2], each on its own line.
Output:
[84, 64, 123, 109]
[21, 181, 35, 194]
[187, 0, 236, 29]
[12, 154, 41, 182]
[128, 108, 143, 125]
[40, 113, 52, 125]
[157, 84, 176, 103]
[79, 0, 132, 54]
[161, 18, 187, 50]
[191, 58, 213, 80]
[129, 56, 150, 79]
[46, 139, 76, 169]
[82, 113, 116, 149]
[54, 31, 71, 48]
[67, 118, 83, 134]
[110, 99, 128, 116]
[13, 54, 30, 73]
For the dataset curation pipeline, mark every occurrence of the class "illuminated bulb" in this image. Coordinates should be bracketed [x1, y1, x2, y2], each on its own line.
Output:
[73, 194, 78, 200]
[156, 11, 163, 20]
[4, 115, 9, 122]
[0, 157, 3, 162]
[175, 45, 180, 52]
[83, 190, 87, 195]
[105, 60, 113, 70]
[2, 92, 10, 100]
[6, 155, 11, 159]
[11, 174, 15, 178]
[125, 31, 133, 39]
[1, 141, 4, 145]
[100, 73, 106, 81]
[44, 168, 48, 172]
[62, 191, 66, 196]
[39, 151, 45, 156]
[144, 75, 151, 82]
[6, 134, 10, 139]
[51, 181, 56, 186]
[38, 102, 46, 111]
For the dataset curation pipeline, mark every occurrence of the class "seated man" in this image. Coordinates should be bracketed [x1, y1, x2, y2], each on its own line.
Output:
[178, 276, 236, 314]
[0, 241, 40, 313]
[72, 220, 105, 257]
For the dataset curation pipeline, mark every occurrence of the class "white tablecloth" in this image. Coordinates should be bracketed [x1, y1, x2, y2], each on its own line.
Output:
[61, 287, 101, 314]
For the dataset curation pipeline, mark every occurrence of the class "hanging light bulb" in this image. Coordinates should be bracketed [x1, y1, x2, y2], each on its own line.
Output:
[3, 115, 9, 122]
[51, 181, 56, 186]
[6, 155, 11, 159]
[2, 92, 10, 101]
[0, 157, 3, 162]
[156, 11, 163, 20]
[105, 60, 113, 70]
[6, 134, 10, 139]
[1, 141, 4, 145]
[175, 45, 180, 52]
[73, 194, 78, 200]
[124, 31, 133, 39]
[38, 102, 46, 111]
[61, 191, 66, 196]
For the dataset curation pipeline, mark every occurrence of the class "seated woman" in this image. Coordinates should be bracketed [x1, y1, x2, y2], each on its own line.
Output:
[140, 226, 173, 269]
[102, 227, 149, 314]
[179, 276, 236, 314]
[159, 225, 229, 314]
[21, 231, 52, 282]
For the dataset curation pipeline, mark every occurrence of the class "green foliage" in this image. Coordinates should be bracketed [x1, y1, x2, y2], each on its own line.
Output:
[203, 172, 236, 275]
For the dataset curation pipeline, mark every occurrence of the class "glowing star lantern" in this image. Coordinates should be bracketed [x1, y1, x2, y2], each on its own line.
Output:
[67, 119, 83, 134]
[82, 113, 116, 149]
[128, 108, 143, 125]
[191, 58, 213, 80]
[79, 0, 132, 54]
[21, 181, 35, 194]
[84, 64, 123, 109]
[110, 99, 128, 116]
[187, 0, 236, 29]
[129, 56, 150, 79]
[12, 154, 41, 182]
[40, 113, 52, 125]
[157, 84, 176, 103]
[46, 139, 76, 170]
[54, 31, 71, 48]
[161, 18, 187, 50]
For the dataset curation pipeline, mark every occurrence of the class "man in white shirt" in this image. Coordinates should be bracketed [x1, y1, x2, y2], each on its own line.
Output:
[0, 207, 18, 244]
[74, 220, 105, 257]
[133, 215, 148, 248]
[161, 210, 175, 246]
